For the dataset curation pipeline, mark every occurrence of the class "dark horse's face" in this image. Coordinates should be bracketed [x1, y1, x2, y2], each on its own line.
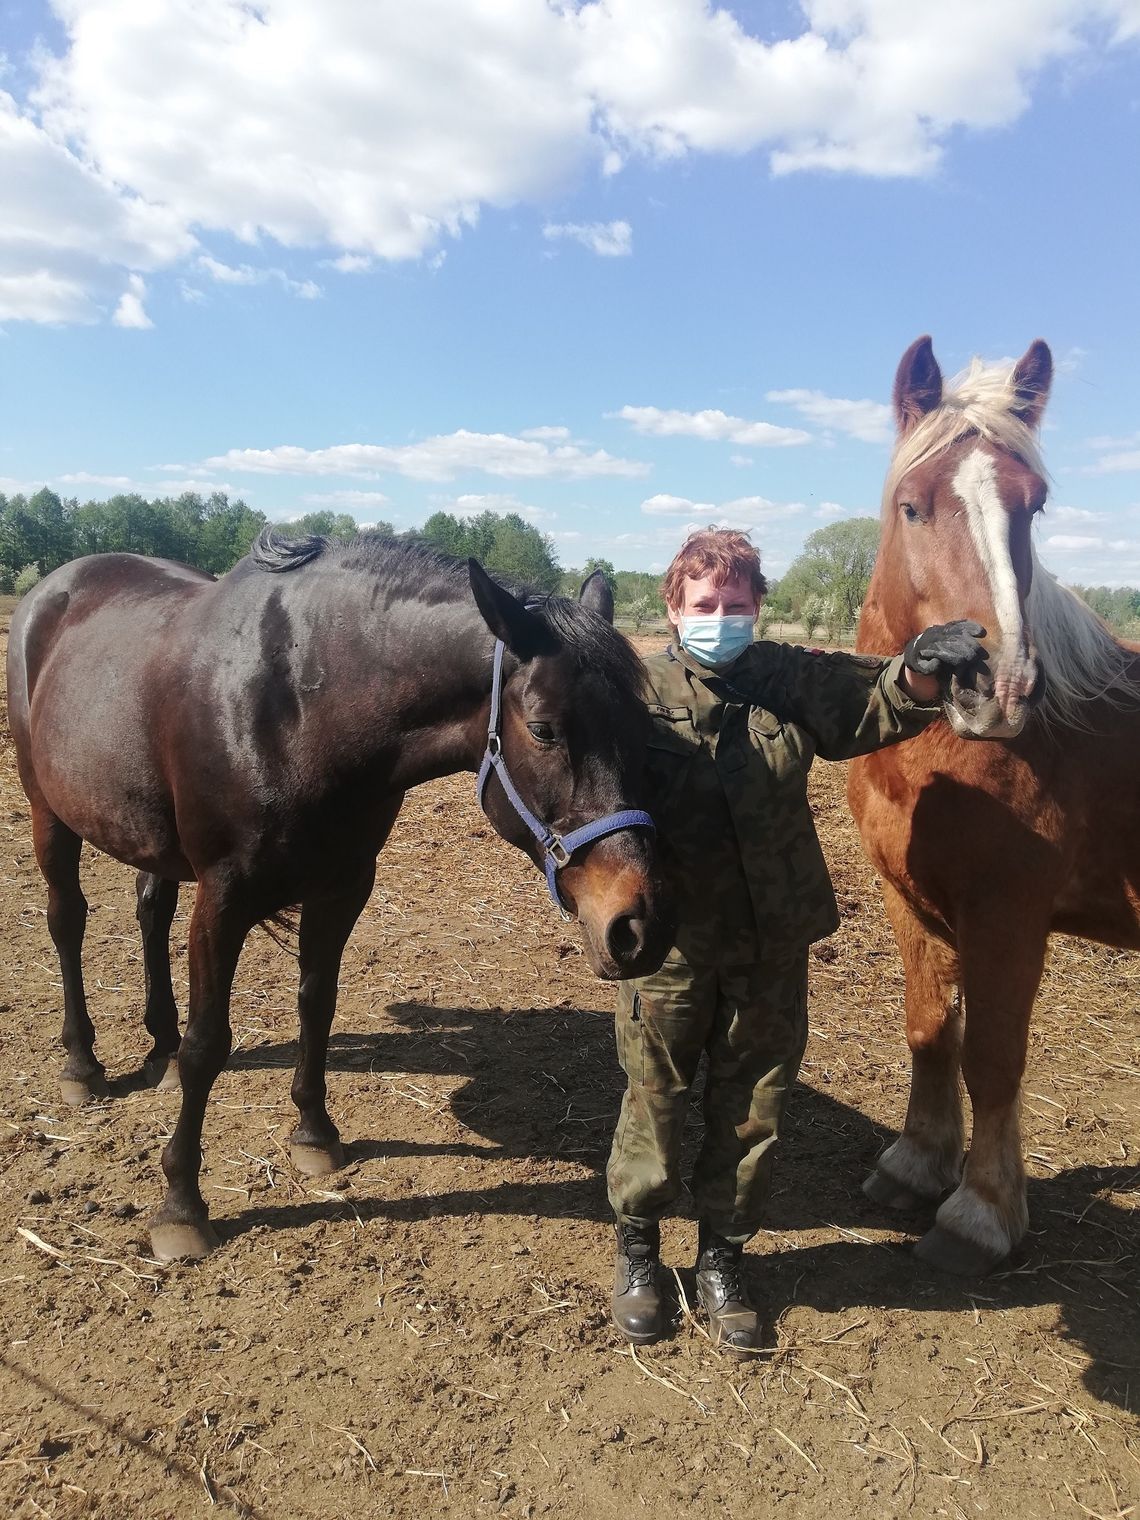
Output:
[885, 336, 1053, 740]
[470, 565, 672, 980]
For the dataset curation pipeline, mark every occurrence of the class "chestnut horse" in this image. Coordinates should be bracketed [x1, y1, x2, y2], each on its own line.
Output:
[8, 533, 671, 1260]
[849, 337, 1140, 1274]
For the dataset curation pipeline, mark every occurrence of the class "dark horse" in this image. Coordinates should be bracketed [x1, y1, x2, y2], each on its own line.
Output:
[849, 337, 1140, 1274]
[8, 532, 671, 1260]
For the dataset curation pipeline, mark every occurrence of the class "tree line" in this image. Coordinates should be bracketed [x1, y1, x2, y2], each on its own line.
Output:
[0, 489, 665, 625]
[3, 489, 1137, 639]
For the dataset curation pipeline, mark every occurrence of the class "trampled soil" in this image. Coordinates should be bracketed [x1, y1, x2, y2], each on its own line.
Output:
[1, 622, 1136, 1520]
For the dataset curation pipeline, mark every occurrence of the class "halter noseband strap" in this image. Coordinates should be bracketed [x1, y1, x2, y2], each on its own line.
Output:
[476, 636, 655, 910]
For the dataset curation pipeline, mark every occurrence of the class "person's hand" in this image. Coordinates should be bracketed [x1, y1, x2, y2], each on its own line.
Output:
[903, 620, 988, 681]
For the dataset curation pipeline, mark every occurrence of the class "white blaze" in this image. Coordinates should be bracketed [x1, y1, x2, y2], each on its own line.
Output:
[953, 448, 1034, 717]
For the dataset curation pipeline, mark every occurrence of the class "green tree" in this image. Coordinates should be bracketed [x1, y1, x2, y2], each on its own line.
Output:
[779, 518, 880, 628]
[418, 509, 560, 592]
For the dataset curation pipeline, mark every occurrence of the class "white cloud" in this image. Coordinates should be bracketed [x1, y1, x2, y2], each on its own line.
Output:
[152, 478, 238, 497]
[1086, 449, 1140, 474]
[302, 490, 392, 509]
[730, 454, 754, 468]
[520, 426, 573, 441]
[198, 255, 321, 299]
[765, 388, 893, 443]
[56, 472, 136, 488]
[329, 253, 373, 274]
[614, 406, 811, 448]
[1045, 534, 1106, 550]
[543, 219, 632, 256]
[815, 501, 848, 517]
[204, 430, 649, 483]
[1049, 505, 1106, 523]
[111, 272, 153, 328]
[0, 89, 191, 323]
[1, 2, 1133, 323]
[642, 492, 805, 521]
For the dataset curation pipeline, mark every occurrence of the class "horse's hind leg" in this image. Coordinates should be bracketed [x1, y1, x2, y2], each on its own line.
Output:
[915, 909, 1046, 1275]
[865, 884, 963, 1210]
[136, 872, 181, 1090]
[31, 803, 106, 1104]
[288, 859, 378, 1177]
[150, 878, 252, 1261]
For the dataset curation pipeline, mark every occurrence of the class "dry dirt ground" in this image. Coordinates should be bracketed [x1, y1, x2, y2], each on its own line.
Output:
[0, 621, 1137, 1520]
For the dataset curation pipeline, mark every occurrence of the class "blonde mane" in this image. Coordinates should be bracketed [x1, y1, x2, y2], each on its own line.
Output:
[885, 355, 1139, 732]
[885, 356, 1047, 504]
[1026, 561, 1138, 731]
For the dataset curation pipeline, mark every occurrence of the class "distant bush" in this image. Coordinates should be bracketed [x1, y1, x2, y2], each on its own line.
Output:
[14, 562, 41, 597]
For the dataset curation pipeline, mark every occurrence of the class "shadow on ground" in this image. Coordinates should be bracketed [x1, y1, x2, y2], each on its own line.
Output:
[221, 999, 1139, 1411]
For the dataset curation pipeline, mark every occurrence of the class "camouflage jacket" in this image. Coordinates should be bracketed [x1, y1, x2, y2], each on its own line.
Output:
[642, 641, 940, 964]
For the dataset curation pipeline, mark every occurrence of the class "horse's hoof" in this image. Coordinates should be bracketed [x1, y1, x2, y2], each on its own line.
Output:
[149, 1218, 220, 1262]
[144, 1056, 181, 1093]
[60, 1071, 110, 1105]
[914, 1223, 1006, 1276]
[289, 1139, 345, 1177]
[863, 1166, 935, 1212]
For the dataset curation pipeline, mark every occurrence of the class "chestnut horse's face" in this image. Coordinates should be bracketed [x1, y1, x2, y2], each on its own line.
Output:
[881, 336, 1054, 740]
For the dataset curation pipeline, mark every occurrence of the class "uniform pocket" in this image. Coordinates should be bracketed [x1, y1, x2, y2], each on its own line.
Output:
[747, 709, 813, 786]
[645, 713, 696, 814]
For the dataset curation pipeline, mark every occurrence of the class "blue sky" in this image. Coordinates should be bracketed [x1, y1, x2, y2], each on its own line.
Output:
[3, 1, 1140, 581]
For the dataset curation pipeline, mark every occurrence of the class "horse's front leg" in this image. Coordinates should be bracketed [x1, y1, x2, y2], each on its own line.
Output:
[915, 908, 1047, 1275]
[287, 860, 378, 1176]
[136, 872, 182, 1090]
[865, 883, 964, 1210]
[150, 877, 251, 1261]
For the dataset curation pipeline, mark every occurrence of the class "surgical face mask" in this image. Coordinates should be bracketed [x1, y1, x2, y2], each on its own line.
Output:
[678, 614, 755, 668]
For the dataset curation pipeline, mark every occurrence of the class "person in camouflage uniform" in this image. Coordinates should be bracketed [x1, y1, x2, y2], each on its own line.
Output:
[608, 527, 986, 1355]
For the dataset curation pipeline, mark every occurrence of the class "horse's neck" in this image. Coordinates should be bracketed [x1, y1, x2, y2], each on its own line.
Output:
[369, 597, 496, 789]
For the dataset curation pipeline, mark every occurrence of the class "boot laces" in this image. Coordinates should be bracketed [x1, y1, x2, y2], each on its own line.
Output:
[701, 1243, 744, 1301]
[621, 1231, 658, 1290]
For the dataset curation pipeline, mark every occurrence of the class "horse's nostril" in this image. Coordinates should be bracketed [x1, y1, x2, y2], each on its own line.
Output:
[607, 913, 645, 964]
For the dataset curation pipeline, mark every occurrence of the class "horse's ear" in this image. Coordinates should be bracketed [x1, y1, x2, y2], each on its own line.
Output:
[893, 335, 943, 434]
[468, 559, 557, 660]
[579, 569, 614, 624]
[1010, 340, 1052, 430]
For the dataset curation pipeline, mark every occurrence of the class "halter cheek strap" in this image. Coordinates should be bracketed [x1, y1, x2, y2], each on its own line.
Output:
[476, 637, 655, 910]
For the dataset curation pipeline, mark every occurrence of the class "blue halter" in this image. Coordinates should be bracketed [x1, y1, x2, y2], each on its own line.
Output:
[476, 636, 656, 911]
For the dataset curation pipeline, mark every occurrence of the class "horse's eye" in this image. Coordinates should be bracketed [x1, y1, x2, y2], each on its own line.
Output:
[901, 502, 921, 523]
[527, 721, 558, 745]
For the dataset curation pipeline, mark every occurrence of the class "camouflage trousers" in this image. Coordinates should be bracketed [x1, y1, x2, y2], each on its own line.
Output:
[606, 944, 809, 1244]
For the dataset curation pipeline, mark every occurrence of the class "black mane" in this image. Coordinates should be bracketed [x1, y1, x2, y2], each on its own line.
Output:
[249, 528, 644, 701]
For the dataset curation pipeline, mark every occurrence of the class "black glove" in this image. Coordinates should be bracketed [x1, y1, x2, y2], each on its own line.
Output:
[903, 620, 987, 679]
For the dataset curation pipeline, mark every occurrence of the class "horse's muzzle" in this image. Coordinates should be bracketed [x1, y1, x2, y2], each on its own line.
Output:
[945, 653, 1045, 740]
[563, 853, 674, 980]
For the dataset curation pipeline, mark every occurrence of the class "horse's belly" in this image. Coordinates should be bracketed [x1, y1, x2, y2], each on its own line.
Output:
[1053, 862, 1140, 949]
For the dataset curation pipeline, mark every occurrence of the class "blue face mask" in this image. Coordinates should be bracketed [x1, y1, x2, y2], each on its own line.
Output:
[678, 614, 755, 668]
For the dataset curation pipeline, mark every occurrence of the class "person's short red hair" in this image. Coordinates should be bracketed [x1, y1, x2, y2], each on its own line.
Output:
[661, 527, 768, 611]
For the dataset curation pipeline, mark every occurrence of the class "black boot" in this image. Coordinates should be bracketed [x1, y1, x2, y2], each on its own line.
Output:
[695, 1225, 760, 1357]
[612, 1221, 663, 1344]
